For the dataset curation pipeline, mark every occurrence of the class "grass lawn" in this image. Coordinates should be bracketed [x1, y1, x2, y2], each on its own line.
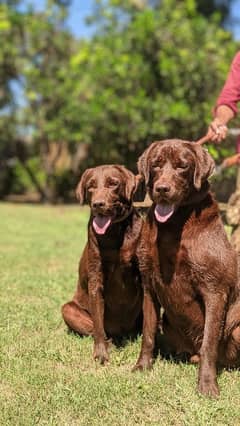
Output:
[1, 202, 240, 426]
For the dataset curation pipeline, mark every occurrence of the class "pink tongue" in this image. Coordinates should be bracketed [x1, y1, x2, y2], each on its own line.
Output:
[154, 204, 174, 223]
[93, 215, 112, 235]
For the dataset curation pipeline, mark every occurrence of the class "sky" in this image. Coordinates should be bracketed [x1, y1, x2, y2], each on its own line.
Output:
[20, 0, 96, 38]
[66, 0, 96, 38]
[229, 0, 240, 39]
[21, 0, 240, 40]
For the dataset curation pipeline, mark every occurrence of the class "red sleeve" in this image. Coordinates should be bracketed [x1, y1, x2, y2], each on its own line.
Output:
[215, 51, 240, 116]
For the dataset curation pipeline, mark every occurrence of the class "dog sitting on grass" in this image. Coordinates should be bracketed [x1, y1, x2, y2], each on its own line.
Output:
[62, 165, 143, 364]
[133, 139, 240, 398]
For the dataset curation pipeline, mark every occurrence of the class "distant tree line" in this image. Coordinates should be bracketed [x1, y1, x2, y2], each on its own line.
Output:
[0, 0, 239, 202]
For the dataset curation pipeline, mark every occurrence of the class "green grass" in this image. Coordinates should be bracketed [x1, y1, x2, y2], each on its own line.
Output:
[1, 203, 240, 426]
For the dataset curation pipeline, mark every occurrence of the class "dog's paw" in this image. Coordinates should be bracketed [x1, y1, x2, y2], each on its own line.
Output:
[132, 355, 153, 372]
[93, 341, 110, 365]
[198, 377, 220, 398]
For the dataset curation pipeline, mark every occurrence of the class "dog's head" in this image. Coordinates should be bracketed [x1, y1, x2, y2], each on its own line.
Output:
[138, 139, 215, 223]
[76, 165, 141, 235]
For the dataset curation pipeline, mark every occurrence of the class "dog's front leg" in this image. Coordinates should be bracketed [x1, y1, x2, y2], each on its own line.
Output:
[198, 291, 226, 397]
[133, 280, 159, 371]
[88, 252, 109, 365]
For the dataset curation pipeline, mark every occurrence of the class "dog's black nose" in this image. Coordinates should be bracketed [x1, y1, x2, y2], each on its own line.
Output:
[155, 184, 170, 194]
[92, 200, 106, 208]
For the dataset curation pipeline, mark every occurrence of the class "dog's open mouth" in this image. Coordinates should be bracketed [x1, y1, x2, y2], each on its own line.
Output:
[154, 203, 175, 223]
[93, 215, 112, 235]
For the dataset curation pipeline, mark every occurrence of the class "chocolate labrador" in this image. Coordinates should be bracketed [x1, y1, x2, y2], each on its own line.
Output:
[62, 165, 143, 364]
[133, 139, 240, 397]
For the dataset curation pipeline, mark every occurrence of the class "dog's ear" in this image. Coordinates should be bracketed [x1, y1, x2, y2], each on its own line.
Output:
[137, 141, 160, 185]
[192, 145, 215, 190]
[137, 148, 151, 185]
[115, 166, 143, 201]
[125, 172, 142, 201]
[75, 168, 93, 204]
[133, 174, 146, 202]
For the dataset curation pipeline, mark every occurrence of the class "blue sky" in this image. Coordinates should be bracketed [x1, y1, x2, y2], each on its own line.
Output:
[21, 0, 240, 40]
[66, 0, 96, 38]
[229, 0, 240, 39]
[21, 0, 96, 38]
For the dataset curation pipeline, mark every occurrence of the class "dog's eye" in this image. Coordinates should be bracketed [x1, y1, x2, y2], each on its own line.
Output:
[177, 163, 189, 170]
[108, 179, 119, 187]
[86, 181, 96, 190]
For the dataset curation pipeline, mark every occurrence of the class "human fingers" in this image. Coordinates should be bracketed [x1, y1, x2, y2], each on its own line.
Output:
[214, 124, 228, 143]
[207, 126, 218, 141]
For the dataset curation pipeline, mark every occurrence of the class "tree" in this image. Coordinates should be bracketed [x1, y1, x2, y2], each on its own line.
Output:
[195, 0, 232, 21]
[66, 0, 237, 173]
[14, 1, 75, 201]
[0, 1, 24, 196]
[1, 0, 238, 202]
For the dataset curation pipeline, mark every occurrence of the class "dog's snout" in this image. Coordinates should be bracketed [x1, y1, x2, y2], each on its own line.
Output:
[155, 184, 170, 194]
[92, 200, 106, 209]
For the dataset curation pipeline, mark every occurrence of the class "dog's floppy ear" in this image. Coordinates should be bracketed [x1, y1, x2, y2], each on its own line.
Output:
[75, 168, 94, 204]
[115, 165, 142, 201]
[125, 172, 143, 201]
[137, 141, 160, 185]
[133, 174, 146, 202]
[192, 145, 215, 190]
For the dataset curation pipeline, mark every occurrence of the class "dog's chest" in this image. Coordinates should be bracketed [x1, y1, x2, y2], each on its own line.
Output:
[153, 230, 195, 310]
[102, 256, 141, 307]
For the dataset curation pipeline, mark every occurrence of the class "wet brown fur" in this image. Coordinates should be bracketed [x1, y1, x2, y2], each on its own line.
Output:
[134, 139, 240, 397]
[62, 165, 143, 364]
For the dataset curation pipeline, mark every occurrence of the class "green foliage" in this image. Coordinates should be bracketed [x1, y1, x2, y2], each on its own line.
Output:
[0, 1, 75, 200]
[9, 156, 46, 194]
[65, 0, 238, 170]
[0, 0, 239, 200]
[0, 1, 24, 196]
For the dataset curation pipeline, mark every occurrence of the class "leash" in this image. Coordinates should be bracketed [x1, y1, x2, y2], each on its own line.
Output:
[195, 134, 210, 145]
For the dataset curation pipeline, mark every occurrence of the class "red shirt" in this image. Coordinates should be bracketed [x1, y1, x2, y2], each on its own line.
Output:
[215, 51, 240, 116]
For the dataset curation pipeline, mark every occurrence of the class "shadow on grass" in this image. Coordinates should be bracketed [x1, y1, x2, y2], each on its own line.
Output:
[156, 333, 240, 377]
[66, 327, 141, 349]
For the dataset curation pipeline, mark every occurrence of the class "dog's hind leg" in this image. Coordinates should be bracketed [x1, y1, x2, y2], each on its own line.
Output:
[220, 298, 240, 366]
[62, 301, 93, 336]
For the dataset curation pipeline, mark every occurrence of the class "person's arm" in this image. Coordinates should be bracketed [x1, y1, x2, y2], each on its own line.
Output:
[208, 52, 240, 142]
[214, 153, 240, 175]
[208, 105, 234, 142]
[222, 153, 240, 167]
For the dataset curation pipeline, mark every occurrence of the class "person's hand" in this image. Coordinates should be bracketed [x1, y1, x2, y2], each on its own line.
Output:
[222, 153, 240, 168]
[207, 118, 228, 143]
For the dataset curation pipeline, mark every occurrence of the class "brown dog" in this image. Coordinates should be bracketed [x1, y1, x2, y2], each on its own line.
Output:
[133, 139, 240, 397]
[62, 165, 143, 364]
